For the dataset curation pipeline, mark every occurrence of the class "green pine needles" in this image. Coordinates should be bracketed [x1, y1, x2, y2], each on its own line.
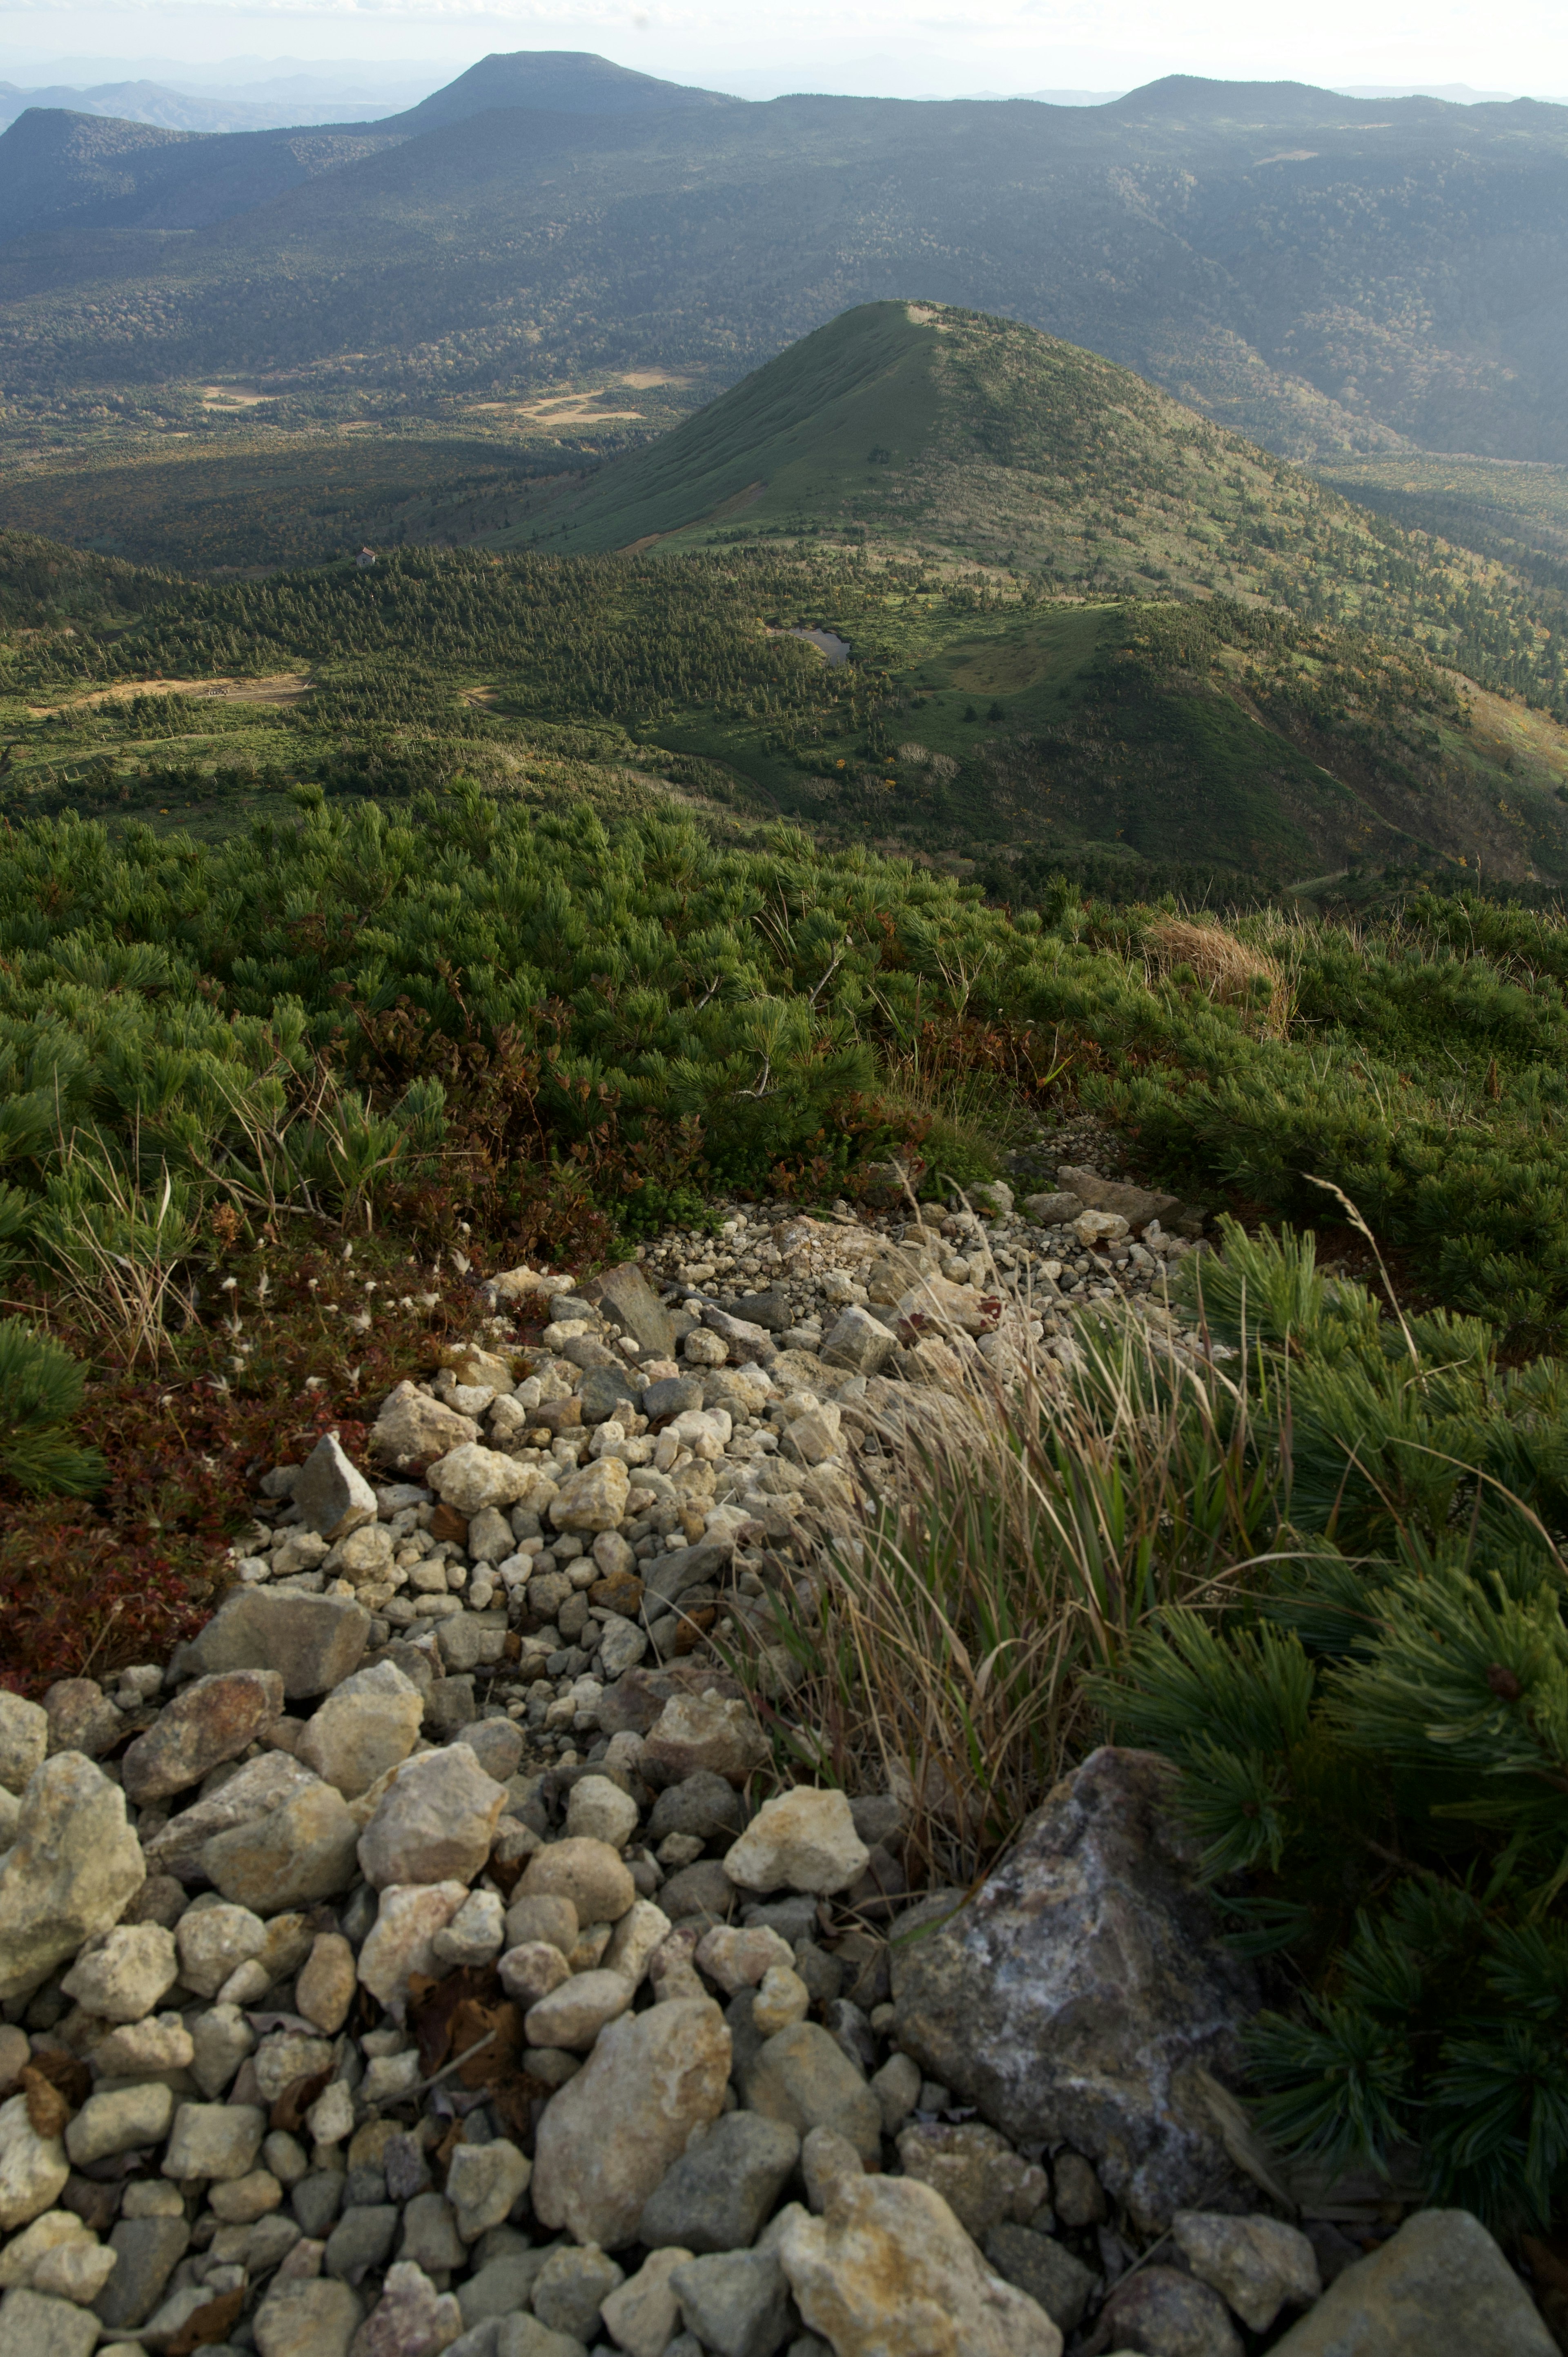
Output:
[1097, 1221, 1568, 2231]
[0, 1318, 105, 1495]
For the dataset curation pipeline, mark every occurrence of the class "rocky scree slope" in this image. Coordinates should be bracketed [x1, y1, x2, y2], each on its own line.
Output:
[0, 1176, 1555, 2357]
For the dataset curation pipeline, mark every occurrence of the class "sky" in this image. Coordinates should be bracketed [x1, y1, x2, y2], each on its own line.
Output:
[1, 0, 1566, 101]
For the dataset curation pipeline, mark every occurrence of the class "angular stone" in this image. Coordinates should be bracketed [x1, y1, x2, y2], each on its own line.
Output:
[457, 1719, 523, 1782]
[92, 2212, 189, 2332]
[532, 1997, 731, 2250]
[0, 2212, 93, 2294]
[0, 2287, 101, 2357]
[59, 1922, 178, 2024]
[818, 1306, 899, 1375]
[445, 2140, 531, 2243]
[549, 1458, 631, 1533]
[1095, 2266, 1242, 2357]
[163, 2101, 265, 2183]
[1270, 2207, 1555, 2356]
[579, 1365, 641, 1426]
[204, 1777, 361, 1912]
[294, 1432, 379, 1542]
[982, 2227, 1095, 2330]
[90, 2011, 194, 2080]
[643, 1694, 768, 1787]
[435, 1615, 510, 1675]
[254, 2274, 363, 2357]
[0, 1695, 48, 1797]
[370, 1383, 480, 1472]
[189, 2002, 255, 2100]
[532, 2243, 624, 2341]
[42, 1681, 122, 1760]
[64, 2083, 174, 2168]
[780, 2173, 1060, 2357]
[325, 1522, 396, 1584]
[1174, 2210, 1321, 2332]
[724, 1790, 869, 1898]
[144, 1753, 318, 1882]
[358, 1747, 506, 1889]
[357, 1883, 470, 2009]
[895, 2124, 1049, 2242]
[741, 2024, 881, 2165]
[601, 2246, 692, 2357]
[0, 1754, 145, 2002]
[298, 1663, 424, 1800]
[426, 1445, 533, 1516]
[670, 2248, 789, 2357]
[351, 2259, 463, 2357]
[122, 1670, 285, 1804]
[526, 1969, 633, 2051]
[185, 1588, 371, 1702]
[889, 1747, 1259, 2231]
[640, 2112, 800, 2255]
[0, 2098, 68, 2232]
[519, 1837, 636, 1926]
[177, 1901, 266, 1998]
[255, 2029, 335, 2103]
[579, 1261, 677, 1358]
[433, 1887, 506, 1969]
[643, 1540, 735, 1611]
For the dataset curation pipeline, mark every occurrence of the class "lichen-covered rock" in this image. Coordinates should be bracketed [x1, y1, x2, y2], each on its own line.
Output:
[122, 1669, 285, 1803]
[0, 1754, 145, 2002]
[532, 1998, 731, 2250]
[778, 2173, 1061, 2357]
[890, 1747, 1259, 2230]
[1268, 2208, 1556, 2357]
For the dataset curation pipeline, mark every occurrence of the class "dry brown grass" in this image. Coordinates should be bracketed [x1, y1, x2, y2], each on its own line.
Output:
[1144, 915, 1294, 1037]
[745, 1309, 1280, 1886]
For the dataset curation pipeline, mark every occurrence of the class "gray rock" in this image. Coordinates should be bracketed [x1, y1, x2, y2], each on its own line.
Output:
[659, 1860, 737, 1922]
[982, 2226, 1096, 2330]
[185, 1588, 370, 1701]
[436, 1615, 511, 1675]
[163, 2101, 265, 2183]
[639, 2113, 800, 2254]
[122, 1669, 285, 1803]
[642, 1376, 704, 1424]
[1269, 2207, 1555, 2355]
[648, 1771, 745, 1844]
[0, 1753, 145, 2002]
[671, 2249, 791, 2357]
[577, 1261, 677, 1358]
[324, 2203, 399, 2285]
[741, 2024, 881, 2164]
[456, 2250, 555, 2326]
[65, 2082, 174, 2167]
[292, 2173, 345, 2238]
[93, 2213, 189, 2331]
[42, 1679, 122, 1759]
[1096, 2265, 1242, 2357]
[701, 1307, 777, 1362]
[579, 1365, 641, 1424]
[643, 1540, 734, 1610]
[399, 2193, 464, 2277]
[531, 2244, 624, 2341]
[1049, 2152, 1105, 2227]
[458, 1719, 526, 1783]
[1054, 1168, 1183, 1231]
[202, 1776, 361, 1913]
[1174, 2210, 1321, 2332]
[293, 1432, 379, 1542]
[1021, 1191, 1085, 1226]
[0, 2287, 100, 2357]
[732, 1290, 792, 1333]
[144, 1752, 318, 1884]
[424, 1676, 477, 1739]
[890, 1746, 1259, 2231]
[370, 1382, 480, 1472]
[818, 1306, 898, 1375]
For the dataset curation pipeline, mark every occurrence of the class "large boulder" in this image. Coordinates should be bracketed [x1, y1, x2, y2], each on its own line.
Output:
[531, 1998, 731, 2249]
[122, 1669, 284, 1803]
[890, 1747, 1259, 2232]
[183, 1588, 370, 1702]
[0, 1755, 145, 2001]
[1269, 2208, 1555, 2356]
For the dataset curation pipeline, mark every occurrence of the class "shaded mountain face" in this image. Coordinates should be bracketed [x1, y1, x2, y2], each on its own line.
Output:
[3, 64, 1568, 460]
[384, 50, 742, 129]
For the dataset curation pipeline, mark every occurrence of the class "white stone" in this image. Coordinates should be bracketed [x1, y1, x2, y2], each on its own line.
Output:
[296, 1661, 423, 1800]
[565, 1776, 640, 1851]
[356, 1746, 506, 1888]
[357, 1882, 470, 2009]
[724, 1788, 869, 1897]
[425, 1443, 532, 1516]
[0, 1695, 48, 1797]
[59, 1923, 178, 2024]
[525, 1969, 634, 2052]
[431, 1888, 507, 1968]
[599, 2246, 693, 2357]
[531, 1997, 731, 2251]
[0, 2101, 68, 2232]
[604, 1901, 672, 1991]
[176, 1902, 267, 1999]
[0, 1754, 145, 2001]
[0, 2212, 93, 2292]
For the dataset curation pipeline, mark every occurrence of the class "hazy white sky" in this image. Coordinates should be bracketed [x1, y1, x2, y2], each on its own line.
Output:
[0, 0, 1562, 97]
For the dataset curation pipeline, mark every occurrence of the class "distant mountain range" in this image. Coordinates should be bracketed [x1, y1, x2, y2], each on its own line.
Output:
[0, 78, 411, 134]
[5, 56, 1568, 462]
